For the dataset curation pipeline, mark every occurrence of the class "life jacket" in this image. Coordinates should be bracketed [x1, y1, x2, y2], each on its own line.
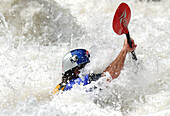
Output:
[53, 73, 102, 94]
[53, 82, 66, 94]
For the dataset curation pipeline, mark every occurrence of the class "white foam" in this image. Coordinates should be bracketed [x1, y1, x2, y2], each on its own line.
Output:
[0, 0, 169, 115]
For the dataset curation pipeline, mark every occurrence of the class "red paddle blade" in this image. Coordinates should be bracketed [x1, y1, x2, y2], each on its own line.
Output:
[112, 3, 131, 35]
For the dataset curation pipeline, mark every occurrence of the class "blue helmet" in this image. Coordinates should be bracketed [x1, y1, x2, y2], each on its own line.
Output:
[62, 49, 90, 73]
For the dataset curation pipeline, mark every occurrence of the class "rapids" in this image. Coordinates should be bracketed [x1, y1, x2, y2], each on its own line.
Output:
[0, 0, 169, 115]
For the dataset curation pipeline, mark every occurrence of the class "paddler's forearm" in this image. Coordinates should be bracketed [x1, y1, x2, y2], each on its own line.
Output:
[103, 48, 127, 79]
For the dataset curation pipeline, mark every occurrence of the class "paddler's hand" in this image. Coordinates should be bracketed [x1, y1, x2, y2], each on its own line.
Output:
[123, 38, 137, 53]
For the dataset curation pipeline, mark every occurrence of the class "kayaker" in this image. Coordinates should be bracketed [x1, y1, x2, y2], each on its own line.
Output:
[53, 38, 137, 94]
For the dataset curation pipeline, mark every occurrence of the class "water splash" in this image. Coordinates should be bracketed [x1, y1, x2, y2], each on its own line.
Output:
[0, 0, 169, 115]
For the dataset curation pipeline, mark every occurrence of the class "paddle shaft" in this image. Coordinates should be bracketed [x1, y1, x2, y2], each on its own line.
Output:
[126, 32, 137, 61]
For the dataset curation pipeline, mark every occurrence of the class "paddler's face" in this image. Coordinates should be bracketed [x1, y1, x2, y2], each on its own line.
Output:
[74, 68, 80, 75]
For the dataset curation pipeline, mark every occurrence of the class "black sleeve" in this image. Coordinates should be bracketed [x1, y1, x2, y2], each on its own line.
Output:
[88, 73, 102, 83]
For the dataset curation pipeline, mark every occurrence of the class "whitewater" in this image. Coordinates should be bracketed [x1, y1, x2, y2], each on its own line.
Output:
[0, 0, 169, 115]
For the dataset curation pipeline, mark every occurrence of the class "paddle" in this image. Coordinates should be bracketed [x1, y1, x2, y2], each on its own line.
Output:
[112, 3, 137, 61]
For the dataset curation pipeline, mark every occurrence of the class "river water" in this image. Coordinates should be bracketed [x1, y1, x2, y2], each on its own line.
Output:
[0, 0, 169, 115]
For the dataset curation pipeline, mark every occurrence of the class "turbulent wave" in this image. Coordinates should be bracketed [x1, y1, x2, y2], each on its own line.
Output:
[0, 0, 84, 110]
[1, 0, 83, 46]
[0, 0, 170, 115]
